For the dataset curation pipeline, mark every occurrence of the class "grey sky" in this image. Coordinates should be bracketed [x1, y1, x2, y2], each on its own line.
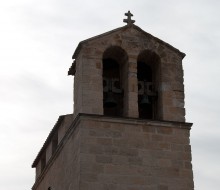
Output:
[0, 0, 220, 189]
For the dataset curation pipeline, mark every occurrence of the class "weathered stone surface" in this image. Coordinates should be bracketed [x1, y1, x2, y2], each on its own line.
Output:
[72, 25, 186, 122]
[78, 116, 193, 189]
[32, 115, 193, 190]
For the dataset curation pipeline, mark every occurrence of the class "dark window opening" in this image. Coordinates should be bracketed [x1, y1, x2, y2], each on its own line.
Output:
[137, 50, 160, 119]
[103, 58, 123, 116]
[138, 62, 153, 119]
[137, 62, 152, 82]
[102, 46, 127, 117]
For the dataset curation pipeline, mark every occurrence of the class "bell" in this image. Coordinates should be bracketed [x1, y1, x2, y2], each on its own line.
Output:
[140, 94, 150, 107]
[104, 91, 117, 108]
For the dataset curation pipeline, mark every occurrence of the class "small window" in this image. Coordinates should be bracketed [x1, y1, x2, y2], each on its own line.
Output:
[102, 46, 128, 117]
[137, 50, 160, 119]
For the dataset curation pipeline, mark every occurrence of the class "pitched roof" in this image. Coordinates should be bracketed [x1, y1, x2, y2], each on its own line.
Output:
[68, 24, 185, 76]
[32, 114, 73, 167]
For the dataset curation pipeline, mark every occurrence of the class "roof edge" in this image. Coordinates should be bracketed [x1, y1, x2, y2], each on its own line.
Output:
[71, 24, 185, 60]
[132, 25, 186, 59]
[72, 25, 128, 59]
[32, 114, 73, 168]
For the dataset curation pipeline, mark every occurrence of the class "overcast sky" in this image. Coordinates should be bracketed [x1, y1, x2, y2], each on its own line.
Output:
[0, 0, 220, 189]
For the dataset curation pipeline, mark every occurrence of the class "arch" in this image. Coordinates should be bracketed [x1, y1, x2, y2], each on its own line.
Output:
[102, 46, 128, 117]
[137, 50, 161, 119]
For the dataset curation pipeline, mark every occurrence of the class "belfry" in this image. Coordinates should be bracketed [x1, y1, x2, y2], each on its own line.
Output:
[32, 12, 194, 190]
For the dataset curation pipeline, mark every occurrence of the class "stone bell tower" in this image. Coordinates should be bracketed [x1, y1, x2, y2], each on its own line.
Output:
[32, 12, 194, 190]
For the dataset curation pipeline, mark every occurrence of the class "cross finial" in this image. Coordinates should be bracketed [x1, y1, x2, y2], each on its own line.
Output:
[123, 11, 135, 25]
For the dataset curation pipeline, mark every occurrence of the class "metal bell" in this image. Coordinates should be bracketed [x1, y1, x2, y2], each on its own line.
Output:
[140, 94, 150, 107]
[104, 91, 117, 108]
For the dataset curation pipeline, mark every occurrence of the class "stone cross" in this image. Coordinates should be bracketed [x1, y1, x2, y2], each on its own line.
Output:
[123, 11, 135, 25]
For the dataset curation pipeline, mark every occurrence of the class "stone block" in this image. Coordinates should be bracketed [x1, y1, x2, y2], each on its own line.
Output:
[171, 144, 184, 152]
[171, 160, 184, 168]
[81, 173, 97, 182]
[88, 145, 104, 154]
[160, 82, 172, 91]
[157, 127, 173, 135]
[174, 90, 185, 99]
[142, 126, 156, 133]
[112, 155, 129, 165]
[152, 134, 164, 142]
[159, 142, 171, 150]
[128, 157, 143, 165]
[96, 155, 112, 164]
[144, 141, 160, 150]
[159, 184, 168, 190]
[157, 159, 172, 167]
[81, 161, 104, 173]
[97, 138, 113, 146]
[184, 145, 191, 152]
[172, 82, 184, 92]
[184, 161, 192, 169]
[103, 146, 119, 155]
[119, 148, 139, 156]
[174, 129, 189, 137]
[173, 98, 184, 108]
[80, 153, 95, 163]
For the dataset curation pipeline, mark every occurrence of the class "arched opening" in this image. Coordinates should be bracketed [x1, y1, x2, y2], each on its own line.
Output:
[102, 46, 128, 117]
[137, 50, 160, 119]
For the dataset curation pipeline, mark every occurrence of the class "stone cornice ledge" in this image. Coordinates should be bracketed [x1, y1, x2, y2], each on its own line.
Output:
[78, 113, 193, 130]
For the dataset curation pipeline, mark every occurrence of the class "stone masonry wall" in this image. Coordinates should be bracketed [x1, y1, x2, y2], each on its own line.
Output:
[73, 25, 185, 122]
[79, 115, 193, 190]
[32, 114, 193, 190]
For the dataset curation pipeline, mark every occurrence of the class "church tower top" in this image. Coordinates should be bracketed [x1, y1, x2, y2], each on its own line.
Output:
[32, 13, 193, 190]
[69, 18, 186, 122]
